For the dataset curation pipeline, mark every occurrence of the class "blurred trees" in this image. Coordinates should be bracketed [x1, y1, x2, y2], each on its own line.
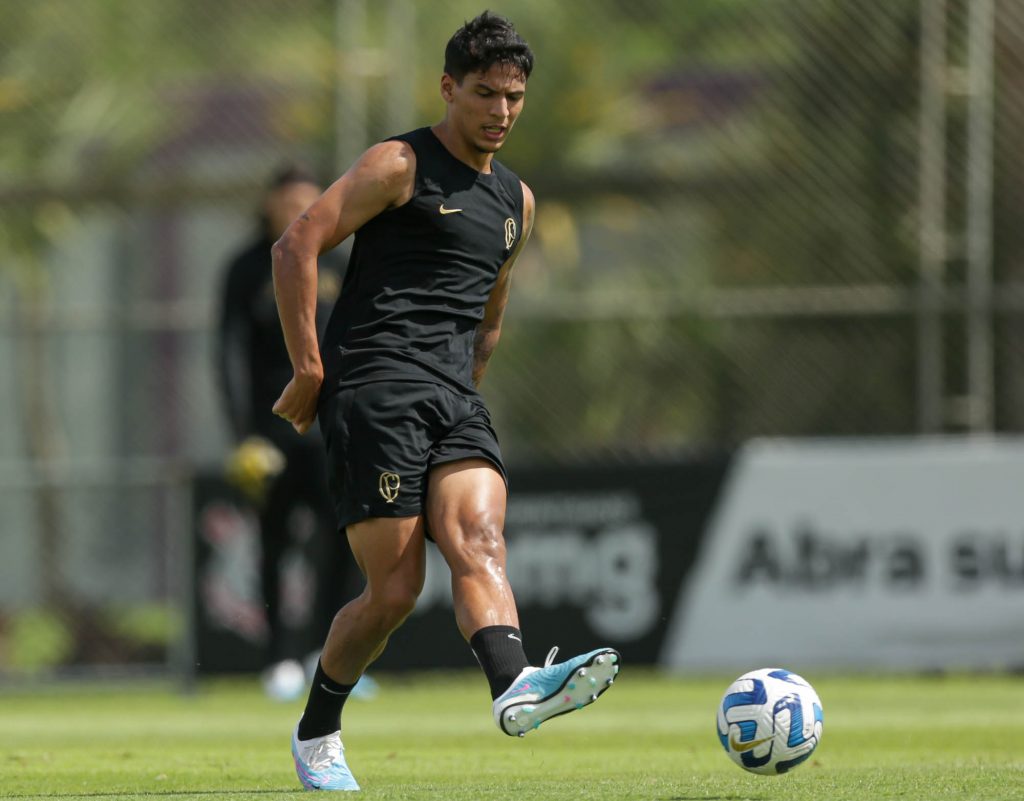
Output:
[471, 1, 926, 454]
[1, 0, 1020, 465]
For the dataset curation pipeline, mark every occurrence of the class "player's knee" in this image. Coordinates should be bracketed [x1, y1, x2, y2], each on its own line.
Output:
[368, 581, 420, 630]
[448, 509, 506, 567]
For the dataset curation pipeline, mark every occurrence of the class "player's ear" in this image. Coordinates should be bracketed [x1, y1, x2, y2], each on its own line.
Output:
[440, 73, 456, 103]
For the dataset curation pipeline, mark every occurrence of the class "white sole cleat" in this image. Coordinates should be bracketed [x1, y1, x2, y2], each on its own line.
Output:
[493, 647, 620, 737]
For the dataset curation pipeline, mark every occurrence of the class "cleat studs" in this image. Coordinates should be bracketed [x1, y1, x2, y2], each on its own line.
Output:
[508, 714, 517, 723]
[576, 703, 584, 710]
[588, 677, 597, 687]
[606, 678, 614, 685]
[590, 694, 598, 702]
[610, 654, 618, 664]
[517, 731, 525, 738]
[577, 668, 587, 677]
[596, 656, 606, 666]
[523, 705, 535, 713]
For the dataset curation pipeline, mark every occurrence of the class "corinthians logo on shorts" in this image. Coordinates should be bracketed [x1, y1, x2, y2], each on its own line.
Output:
[378, 471, 400, 503]
[504, 217, 517, 251]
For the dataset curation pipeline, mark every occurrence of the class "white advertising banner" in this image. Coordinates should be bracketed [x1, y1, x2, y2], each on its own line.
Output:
[661, 438, 1024, 671]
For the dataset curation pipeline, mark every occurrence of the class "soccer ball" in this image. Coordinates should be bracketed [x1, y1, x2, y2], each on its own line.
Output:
[716, 668, 823, 775]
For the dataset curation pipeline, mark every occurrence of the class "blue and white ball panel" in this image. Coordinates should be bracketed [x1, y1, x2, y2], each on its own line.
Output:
[716, 667, 823, 776]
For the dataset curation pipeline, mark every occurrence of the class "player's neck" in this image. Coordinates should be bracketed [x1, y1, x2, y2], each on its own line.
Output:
[431, 122, 495, 175]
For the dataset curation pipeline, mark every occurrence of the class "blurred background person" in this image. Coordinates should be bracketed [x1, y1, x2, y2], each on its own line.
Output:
[216, 163, 373, 701]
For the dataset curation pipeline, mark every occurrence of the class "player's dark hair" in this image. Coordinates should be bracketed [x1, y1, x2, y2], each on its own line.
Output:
[444, 11, 533, 83]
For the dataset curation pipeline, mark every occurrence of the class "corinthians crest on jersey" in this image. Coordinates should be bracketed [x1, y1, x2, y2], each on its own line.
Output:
[504, 217, 517, 251]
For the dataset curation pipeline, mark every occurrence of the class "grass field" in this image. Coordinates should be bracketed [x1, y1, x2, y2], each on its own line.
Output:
[1, 669, 1023, 800]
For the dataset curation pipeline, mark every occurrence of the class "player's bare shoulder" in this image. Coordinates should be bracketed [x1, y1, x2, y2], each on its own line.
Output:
[357, 140, 417, 209]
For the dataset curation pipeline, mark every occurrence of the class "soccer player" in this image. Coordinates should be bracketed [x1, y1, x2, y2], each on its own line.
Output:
[271, 12, 620, 791]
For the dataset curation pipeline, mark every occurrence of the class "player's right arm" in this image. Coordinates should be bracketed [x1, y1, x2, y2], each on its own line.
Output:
[270, 141, 415, 433]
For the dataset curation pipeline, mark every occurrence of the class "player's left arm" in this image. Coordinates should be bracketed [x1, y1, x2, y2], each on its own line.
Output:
[473, 181, 535, 387]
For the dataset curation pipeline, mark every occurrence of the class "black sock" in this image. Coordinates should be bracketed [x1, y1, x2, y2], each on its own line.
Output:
[470, 625, 530, 700]
[296, 660, 356, 740]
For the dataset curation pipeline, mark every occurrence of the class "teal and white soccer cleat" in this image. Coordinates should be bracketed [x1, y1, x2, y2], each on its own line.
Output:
[493, 646, 620, 737]
[291, 726, 360, 791]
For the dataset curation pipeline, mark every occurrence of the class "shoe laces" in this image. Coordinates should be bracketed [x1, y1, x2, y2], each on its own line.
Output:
[542, 646, 559, 667]
[302, 733, 342, 771]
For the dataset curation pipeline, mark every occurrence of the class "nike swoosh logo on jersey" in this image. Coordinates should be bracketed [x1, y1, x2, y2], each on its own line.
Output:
[439, 204, 463, 215]
[729, 734, 772, 753]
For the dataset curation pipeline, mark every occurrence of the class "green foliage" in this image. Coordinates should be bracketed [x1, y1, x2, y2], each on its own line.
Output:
[1, 604, 180, 674]
[713, 0, 921, 289]
[4, 608, 74, 671]
[0, 0, 334, 191]
[105, 603, 182, 648]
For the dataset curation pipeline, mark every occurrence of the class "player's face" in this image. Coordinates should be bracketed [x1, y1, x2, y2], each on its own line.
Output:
[443, 64, 527, 154]
[266, 181, 321, 239]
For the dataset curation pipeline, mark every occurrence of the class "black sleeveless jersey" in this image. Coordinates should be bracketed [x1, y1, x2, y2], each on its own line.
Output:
[320, 126, 525, 395]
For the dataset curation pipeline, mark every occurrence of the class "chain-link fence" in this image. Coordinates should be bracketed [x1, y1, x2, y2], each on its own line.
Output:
[2, 0, 1023, 677]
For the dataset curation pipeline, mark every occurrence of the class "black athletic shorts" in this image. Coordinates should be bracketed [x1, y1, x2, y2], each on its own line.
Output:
[318, 380, 507, 532]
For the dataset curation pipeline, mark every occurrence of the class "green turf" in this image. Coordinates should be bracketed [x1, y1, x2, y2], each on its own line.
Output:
[1, 670, 1022, 800]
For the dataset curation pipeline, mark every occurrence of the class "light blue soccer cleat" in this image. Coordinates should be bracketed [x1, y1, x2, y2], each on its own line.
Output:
[291, 726, 360, 791]
[493, 646, 620, 737]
